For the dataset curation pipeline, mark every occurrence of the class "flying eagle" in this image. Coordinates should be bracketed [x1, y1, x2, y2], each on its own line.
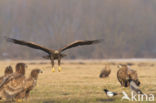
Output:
[0, 63, 26, 101]
[6, 37, 102, 72]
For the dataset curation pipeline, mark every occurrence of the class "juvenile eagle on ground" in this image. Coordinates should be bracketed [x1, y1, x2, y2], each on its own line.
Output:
[99, 65, 111, 78]
[15, 69, 42, 101]
[7, 37, 102, 72]
[0, 63, 27, 101]
[117, 64, 140, 87]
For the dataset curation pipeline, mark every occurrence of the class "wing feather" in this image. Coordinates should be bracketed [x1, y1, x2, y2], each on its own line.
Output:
[59, 39, 102, 52]
[6, 37, 53, 54]
[0, 74, 23, 89]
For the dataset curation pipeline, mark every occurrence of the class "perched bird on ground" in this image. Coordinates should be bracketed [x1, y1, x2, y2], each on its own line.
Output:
[117, 64, 140, 87]
[0, 63, 27, 101]
[0, 66, 13, 83]
[6, 37, 102, 72]
[99, 65, 111, 78]
[129, 79, 143, 94]
[103, 89, 118, 97]
[15, 69, 42, 100]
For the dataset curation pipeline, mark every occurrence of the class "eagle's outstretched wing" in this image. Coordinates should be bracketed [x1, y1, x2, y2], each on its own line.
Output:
[6, 37, 54, 54]
[59, 39, 102, 52]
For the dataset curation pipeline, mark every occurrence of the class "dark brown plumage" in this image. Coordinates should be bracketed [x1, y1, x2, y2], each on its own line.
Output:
[117, 64, 140, 87]
[0, 66, 13, 85]
[7, 37, 102, 72]
[15, 69, 42, 100]
[99, 65, 111, 78]
[15, 63, 27, 75]
[0, 63, 26, 101]
[4, 66, 13, 76]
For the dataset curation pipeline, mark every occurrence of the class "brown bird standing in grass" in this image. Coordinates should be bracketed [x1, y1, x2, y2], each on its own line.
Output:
[0, 63, 27, 101]
[117, 64, 140, 87]
[0, 66, 13, 84]
[99, 65, 111, 78]
[6, 37, 102, 72]
[15, 69, 42, 101]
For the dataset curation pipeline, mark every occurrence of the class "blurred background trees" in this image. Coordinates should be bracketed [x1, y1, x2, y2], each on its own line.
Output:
[0, 0, 156, 59]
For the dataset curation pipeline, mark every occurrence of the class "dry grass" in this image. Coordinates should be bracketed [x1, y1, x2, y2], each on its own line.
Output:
[0, 59, 156, 103]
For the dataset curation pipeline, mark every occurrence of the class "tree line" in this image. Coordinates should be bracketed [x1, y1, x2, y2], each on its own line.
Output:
[0, 0, 156, 59]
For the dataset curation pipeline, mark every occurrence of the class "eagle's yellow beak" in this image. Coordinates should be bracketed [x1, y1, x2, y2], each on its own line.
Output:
[52, 67, 55, 72]
[58, 66, 62, 72]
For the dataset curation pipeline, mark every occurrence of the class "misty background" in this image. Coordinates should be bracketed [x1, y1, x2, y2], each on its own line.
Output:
[0, 0, 156, 59]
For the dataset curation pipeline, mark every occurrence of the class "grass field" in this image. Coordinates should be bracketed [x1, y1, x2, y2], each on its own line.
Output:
[0, 59, 156, 103]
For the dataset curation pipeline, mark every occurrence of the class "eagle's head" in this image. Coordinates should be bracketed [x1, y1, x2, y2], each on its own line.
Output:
[5, 66, 13, 76]
[54, 50, 59, 54]
[16, 63, 27, 75]
[31, 69, 43, 80]
[117, 64, 127, 69]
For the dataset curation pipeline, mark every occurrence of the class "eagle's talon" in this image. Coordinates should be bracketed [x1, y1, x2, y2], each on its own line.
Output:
[58, 67, 62, 72]
[52, 67, 55, 72]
